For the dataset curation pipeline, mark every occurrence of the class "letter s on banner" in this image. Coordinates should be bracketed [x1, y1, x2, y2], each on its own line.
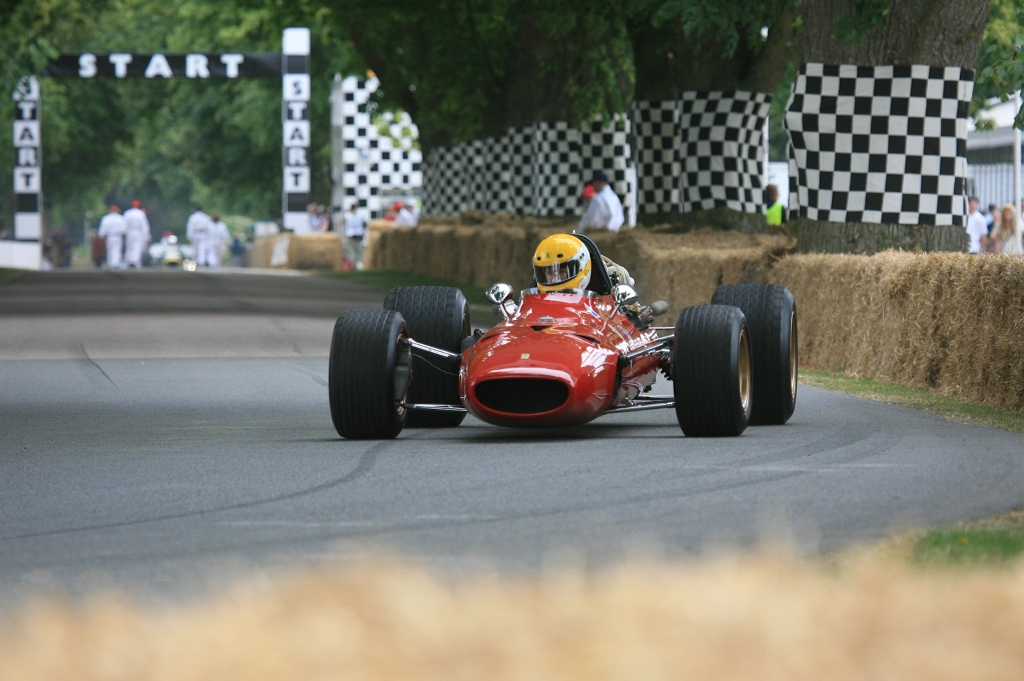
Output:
[78, 54, 97, 78]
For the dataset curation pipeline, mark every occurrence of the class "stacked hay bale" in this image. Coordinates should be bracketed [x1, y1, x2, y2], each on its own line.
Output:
[367, 216, 1024, 414]
[369, 216, 791, 320]
[250, 234, 343, 270]
[774, 252, 1024, 412]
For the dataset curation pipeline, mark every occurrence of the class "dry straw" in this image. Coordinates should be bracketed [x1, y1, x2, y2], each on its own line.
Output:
[773, 252, 1024, 413]
[370, 218, 1024, 414]
[3, 556, 1024, 680]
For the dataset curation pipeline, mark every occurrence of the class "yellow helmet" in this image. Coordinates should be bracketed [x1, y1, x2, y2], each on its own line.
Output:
[533, 234, 592, 292]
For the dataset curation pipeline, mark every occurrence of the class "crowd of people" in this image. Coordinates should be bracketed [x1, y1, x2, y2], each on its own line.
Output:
[966, 197, 1023, 255]
[88, 201, 237, 269]
[94, 201, 152, 269]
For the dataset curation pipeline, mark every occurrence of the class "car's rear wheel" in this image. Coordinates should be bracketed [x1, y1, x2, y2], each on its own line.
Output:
[672, 304, 752, 437]
[384, 286, 469, 427]
[711, 284, 797, 425]
[329, 308, 410, 439]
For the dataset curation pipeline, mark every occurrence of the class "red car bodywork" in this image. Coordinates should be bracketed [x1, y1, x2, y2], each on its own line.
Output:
[460, 290, 663, 427]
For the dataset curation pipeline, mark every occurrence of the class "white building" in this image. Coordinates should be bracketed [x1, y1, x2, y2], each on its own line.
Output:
[966, 97, 1022, 208]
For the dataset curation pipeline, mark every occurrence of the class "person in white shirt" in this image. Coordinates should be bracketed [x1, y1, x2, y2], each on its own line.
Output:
[97, 205, 127, 270]
[992, 204, 1024, 255]
[186, 206, 211, 265]
[343, 203, 367, 269]
[965, 197, 989, 255]
[395, 203, 418, 228]
[122, 200, 151, 269]
[577, 171, 624, 233]
[204, 214, 231, 268]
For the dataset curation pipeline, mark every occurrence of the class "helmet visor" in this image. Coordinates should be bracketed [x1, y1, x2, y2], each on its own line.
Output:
[535, 260, 582, 287]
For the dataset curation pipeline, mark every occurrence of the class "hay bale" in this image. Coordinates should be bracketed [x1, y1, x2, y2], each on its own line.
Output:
[287, 234, 342, 270]
[249, 234, 342, 270]
[773, 252, 1024, 413]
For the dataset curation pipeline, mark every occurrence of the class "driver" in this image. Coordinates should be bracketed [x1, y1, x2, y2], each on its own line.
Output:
[533, 233, 633, 293]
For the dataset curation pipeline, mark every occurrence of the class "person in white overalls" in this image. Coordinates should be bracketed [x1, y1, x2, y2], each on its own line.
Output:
[204, 214, 231, 268]
[97, 205, 127, 270]
[123, 200, 151, 269]
[185, 207, 211, 265]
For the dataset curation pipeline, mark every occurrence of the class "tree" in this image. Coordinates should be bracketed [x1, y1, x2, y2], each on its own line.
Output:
[327, 0, 632, 151]
[790, 0, 991, 254]
[624, 0, 798, 227]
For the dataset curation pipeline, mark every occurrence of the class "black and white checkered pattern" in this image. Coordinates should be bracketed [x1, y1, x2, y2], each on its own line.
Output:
[532, 121, 581, 216]
[786, 63, 974, 225]
[423, 146, 467, 216]
[679, 91, 772, 214]
[336, 76, 423, 219]
[420, 119, 634, 218]
[579, 115, 633, 214]
[632, 100, 680, 214]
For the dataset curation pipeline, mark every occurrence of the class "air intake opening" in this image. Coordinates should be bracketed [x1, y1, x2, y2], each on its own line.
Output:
[474, 378, 569, 414]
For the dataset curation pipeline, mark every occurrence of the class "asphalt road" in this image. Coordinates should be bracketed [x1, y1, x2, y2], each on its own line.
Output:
[2, 269, 1023, 605]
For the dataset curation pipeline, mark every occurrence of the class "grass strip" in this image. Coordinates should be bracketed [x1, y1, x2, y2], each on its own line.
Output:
[317, 269, 496, 324]
[0, 268, 25, 289]
[800, 369, 1024, 436]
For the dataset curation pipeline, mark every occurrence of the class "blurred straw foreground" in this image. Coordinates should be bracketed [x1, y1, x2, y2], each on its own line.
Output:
[3, 554, 1024, 680]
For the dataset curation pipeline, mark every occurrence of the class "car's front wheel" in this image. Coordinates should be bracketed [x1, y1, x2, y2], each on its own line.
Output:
[329, 308, 410, 439]
[672, 304, 752, 437]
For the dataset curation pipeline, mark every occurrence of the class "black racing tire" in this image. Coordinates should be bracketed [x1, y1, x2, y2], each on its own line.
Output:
[384, 286, 470, 427]
[672, 305, 752, 437]
[711, 284, 797, 425]
[329, 308, 410, 440]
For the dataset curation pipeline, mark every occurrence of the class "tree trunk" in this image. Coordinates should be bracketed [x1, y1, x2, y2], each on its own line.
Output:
[629, 12, 797, 227]
[793, 0, 990, 254]
[791, 218, 968, 254]
[802, 0, 990, 69]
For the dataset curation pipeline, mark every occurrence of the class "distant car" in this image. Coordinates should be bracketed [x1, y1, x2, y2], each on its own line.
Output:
[328, 235, 797, 439]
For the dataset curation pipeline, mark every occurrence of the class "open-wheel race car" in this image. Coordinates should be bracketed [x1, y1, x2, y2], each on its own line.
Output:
[328, 234, 797, 439]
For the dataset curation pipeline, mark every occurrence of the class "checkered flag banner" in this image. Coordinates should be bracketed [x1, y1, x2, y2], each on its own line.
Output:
[335, 76, 423, 220]
[632, 100, 681, 214]
[786, 63, 974, 226]
[679, 91, 772, 214]
[631, 93, 771, 216]
[421, 118, 634, 218]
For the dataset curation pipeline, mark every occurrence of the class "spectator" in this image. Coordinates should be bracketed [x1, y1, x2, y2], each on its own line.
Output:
[343, 203, 367, 269]
[205, 214, 230, 268]
[230, 237, 246, 267]
[90, 229, 106, 269]
[986, 204, 997, 229]
[577, 171, 624, 233]
[580, 184, 596, 207]
[98, 204, 127, 269]
[986, 207, 1002, 254]
[765, 184, 786, 228]
[965, 196, 989, 255]
[307, 203, 321, 233]
[395, 202, 418, 228]
[384, 202, 401, 222]
[186, 205, 211, 263]
[993, 204, 1023, 255]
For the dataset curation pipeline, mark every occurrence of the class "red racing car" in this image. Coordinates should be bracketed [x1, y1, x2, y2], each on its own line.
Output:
[328, 235, 797, 439]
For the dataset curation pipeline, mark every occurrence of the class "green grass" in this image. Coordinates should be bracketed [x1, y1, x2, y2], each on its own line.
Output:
[317, 269, 496, 324]
[800, 369, 1024, 436]
[911, 528, 1024, 567]
[0, 268, 25, 288]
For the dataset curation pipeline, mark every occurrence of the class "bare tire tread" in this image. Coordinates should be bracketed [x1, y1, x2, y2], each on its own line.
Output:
[711, 284, 797, 425]
[329, 308, 407, 439]
[673, 304, 750, 437]
[384, 286, 469, 427]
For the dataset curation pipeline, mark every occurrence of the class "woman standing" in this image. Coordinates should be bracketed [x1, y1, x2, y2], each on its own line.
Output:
[994, 204, 1024, 255]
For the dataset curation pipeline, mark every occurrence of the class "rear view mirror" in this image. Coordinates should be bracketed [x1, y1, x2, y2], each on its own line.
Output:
[486, 282, 514, 305]
[612, 284, 639, 306]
